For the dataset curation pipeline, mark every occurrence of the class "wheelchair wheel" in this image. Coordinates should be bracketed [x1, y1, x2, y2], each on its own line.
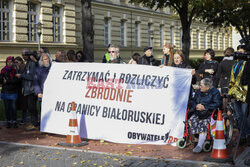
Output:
[177, 138, 186, 149]
[222, 113, 234, 145]
[202, 141, 212, 152]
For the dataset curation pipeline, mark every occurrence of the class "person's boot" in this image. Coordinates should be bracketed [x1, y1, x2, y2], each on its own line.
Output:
[6, 121, 12, 128]
[245, 158, 250, 166]
[19, 120, 25, 125]
[13, 122, 18, 128]
[240, 138, 247, 145]
[25, 124, 38, 131]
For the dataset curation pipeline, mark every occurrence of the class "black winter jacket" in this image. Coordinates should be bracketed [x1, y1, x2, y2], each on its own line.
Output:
[0, 71, 19, 94]
[198, 60, 218, 86]
[241, 60, 250, 104]
[214, 57, 234, 94]
[138, 55, 157, 66]
[191, 87, 221, 119]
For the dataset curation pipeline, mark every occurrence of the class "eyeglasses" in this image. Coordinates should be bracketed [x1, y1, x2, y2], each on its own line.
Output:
[108, 51, 116, 53]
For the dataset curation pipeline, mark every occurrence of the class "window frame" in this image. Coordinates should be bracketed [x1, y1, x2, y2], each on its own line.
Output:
[104, 17, 111, 46]
[52, 5, 62, 43]
[120, 19, 127, 47]
[170, 26, 174, 45]
[0, 0, 10, 41]
[160, 24, 164, 47]
[135, 21, 140, 47]
[180, 28, 183, 49]
[196, 30, 200, 49]
[210, 32, 213, 48]
[27, 1, 38, 42]
[204, 30, 207, 49]
[148, 23, 153, 47]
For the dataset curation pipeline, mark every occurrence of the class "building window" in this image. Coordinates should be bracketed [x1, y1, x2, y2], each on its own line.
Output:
[180, 28, 183, 49]
[227, 35, 230, 47]
[170, 26, 174, 45]
[204, 31, 207, 49]
[120, 20, 126, 46]
[222, 33, 225, 50]
[104, 18, 111, 46]
[196, 30, 200, 49]
[148, 24, 153, 47]
[52, 5, 61, 42]
[0, 0, 10, 41]
[210, 32, 213, 48]
[217, 32, 219, 50]
[160, 25, 164, 47]
[190, 30, 193, 49]
[135, 22, 140, 47]
[27, 2, 37, 42]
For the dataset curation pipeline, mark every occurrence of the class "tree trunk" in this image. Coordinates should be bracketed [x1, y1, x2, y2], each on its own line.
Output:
[81, 0, 94, 62]
[179, 10, 191, 63]
[181, 26, 191, 63]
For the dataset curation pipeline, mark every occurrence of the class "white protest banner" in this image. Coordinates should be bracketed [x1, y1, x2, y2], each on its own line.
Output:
[41, 63, 192, 145]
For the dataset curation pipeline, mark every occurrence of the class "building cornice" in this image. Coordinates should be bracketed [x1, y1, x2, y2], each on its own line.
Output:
[91, 0, 178, 20]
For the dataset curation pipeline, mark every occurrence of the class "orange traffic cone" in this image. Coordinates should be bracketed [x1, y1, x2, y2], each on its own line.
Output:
[59, 101, 88, 147]
[205, 110, 231, 163]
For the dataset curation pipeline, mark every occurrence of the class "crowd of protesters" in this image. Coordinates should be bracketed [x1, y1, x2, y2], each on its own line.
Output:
[0, 48, 85, 131]
[0, 43, 249, 154]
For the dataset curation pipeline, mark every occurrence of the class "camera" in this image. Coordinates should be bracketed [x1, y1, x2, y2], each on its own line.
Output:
[233, 52, 250, 61]
[234, 35, 250, 61]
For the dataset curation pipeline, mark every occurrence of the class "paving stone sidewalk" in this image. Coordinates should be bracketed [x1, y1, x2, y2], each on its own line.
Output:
[0, 142, 235, 167]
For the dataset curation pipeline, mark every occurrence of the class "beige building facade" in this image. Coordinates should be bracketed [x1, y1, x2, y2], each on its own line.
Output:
[91, 0, 232, 61]
[0, 0, 232, 63]
[0, 0, 79, 63]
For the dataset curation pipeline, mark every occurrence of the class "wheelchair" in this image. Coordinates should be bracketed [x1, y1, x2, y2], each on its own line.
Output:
[176, 108, 234, 152]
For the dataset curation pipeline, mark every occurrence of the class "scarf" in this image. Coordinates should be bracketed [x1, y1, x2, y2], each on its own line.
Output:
[0, 56, 16, 79]
[204, 60, 214, 64]
[223, 56, 234, 61]
[234, 60, 244, 79]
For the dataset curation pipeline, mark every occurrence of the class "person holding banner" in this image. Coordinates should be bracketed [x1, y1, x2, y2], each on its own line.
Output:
[161, 43, 174, 66]
[188, 78, 221, 153]
[102, 44, 121, 64]
[67, 50, 77, 62]
[171, 50, 196, 103]
[54, 50, 69, 62]
[138, 47, 157, 66]
[34, 53, 52, 103]
[128, 53, 141, 64]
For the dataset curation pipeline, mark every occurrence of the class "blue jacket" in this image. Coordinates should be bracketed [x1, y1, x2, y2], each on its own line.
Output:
[34, 65, 51, 101]
[191, 87, 221, 119]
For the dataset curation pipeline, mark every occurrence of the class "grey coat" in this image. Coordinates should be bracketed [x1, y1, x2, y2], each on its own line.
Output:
[21, 60, 36, 96]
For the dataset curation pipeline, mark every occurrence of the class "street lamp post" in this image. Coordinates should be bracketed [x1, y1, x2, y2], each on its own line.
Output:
[36, 22, 42, 51]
